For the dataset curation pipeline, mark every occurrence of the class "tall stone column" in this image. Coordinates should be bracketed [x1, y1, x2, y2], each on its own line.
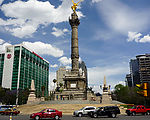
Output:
[69, 12, 80, 74]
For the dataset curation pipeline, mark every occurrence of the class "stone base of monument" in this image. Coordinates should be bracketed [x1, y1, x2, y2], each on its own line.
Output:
[54, 90, 86, 100]
[27, 99, 40, 104]
[55, 70, 87, 100]
[27, 91, 41, 104]
[102, 92, 112, 104]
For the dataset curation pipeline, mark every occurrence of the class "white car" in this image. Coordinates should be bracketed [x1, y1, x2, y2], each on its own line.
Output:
[73, 106, 96, 117]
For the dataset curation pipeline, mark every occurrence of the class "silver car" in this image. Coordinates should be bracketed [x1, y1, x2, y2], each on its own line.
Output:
[73, 106, 96, 117]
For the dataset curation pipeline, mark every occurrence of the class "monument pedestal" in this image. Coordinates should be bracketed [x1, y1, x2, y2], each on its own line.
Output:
[102, 92, 112, 104]
[55, 71, 87, 100]
[101, 76, 112, 104]
[27, 80, 40, 104]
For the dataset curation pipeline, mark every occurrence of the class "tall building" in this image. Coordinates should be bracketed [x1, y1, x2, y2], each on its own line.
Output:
[56, 61, 88, 88]
[79, 61, 88, 90]
[136, 54, 150, 83]
[129, 59, 140, 86]
[0, 53, 5, 86]
[125, 74, 132, 87]
[0, 44, 49, 96]
[56, 67, 67, 85]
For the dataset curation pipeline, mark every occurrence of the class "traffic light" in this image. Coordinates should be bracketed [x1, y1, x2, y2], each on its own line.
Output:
[136, 83, 148, 97]
[143, 83, 148, 97]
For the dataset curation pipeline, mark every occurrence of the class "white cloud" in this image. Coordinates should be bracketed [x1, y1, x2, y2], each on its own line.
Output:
[92, 0, 103, 3]
[127, 31, 142, 42]
[50, 64, 58, 68]
[0, 0, 83, 38]
[139, 35, 150, 43]
[5, 24, 37, 38]
[97, 0, 150, 34]
[58, 56, 71, 65]
[66, 65, 71, 69]
[79, 57, 82, 63]
[49, 72, 56, 91]
[51, 27, 69, 37]
[0, 39, 11, 53]
[127, 31, 150, 43]
[58, 56, 81, 67]
[0, 0, 4, 5]
[88, 64, 128, 92]
[0, 39, 4, 44]
[23, 41, 63, 57]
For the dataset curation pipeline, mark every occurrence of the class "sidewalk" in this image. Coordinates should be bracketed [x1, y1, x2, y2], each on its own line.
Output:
[17, 100, 126, 115]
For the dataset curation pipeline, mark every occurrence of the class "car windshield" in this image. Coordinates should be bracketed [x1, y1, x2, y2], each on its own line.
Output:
[80, 107, 85, 110]
[97, 107, 104, 111]
[40, 109, 45, 112]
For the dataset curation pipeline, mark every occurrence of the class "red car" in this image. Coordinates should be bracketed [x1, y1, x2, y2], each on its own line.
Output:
[30, 108, 62, 120]
[126, 105, 150, 116]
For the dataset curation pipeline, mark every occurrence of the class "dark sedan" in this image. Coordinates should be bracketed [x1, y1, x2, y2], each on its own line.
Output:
[89, 106, 120, 118]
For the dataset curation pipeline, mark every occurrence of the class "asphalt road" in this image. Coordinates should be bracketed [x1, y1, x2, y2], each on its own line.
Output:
[0, 115, 150, 120]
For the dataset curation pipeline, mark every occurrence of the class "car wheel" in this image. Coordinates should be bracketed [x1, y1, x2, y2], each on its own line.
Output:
[127, 113, 130, 116]
[142, 112, 146, 115]
[55, 115, 60, 120]
[1, 113, 4, 115]
[111, 113, 116, 118]
[93, 113, 98, 118]
[78, 113, 82, 117]
[132, 112, 136, 116]
[147, 111, 150, 115]
[35, 115, 40, 120]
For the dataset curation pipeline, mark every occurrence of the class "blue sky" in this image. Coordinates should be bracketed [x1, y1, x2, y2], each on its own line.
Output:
[1, 0, 150, 93]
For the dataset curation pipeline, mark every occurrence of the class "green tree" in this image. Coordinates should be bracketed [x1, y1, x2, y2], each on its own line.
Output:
[53, 79, 57, 91]
[59, 83, 63, 88]
[112, 84, 149, 105]
[18, 88, 29, 105]
[0, 87, 5, 103]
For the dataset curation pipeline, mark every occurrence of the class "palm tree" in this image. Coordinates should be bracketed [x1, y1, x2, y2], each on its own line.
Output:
[53, 79, 57, 91]
[59, 83, 63, 88]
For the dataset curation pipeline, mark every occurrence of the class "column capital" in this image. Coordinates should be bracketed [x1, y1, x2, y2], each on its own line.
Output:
[69, 13, 80, 26]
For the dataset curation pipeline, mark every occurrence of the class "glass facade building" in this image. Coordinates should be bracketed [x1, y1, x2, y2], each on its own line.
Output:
[1, 44, 49, 97]
[0, 53, 5, 86]
[136, 54, 150, 83]
[129, 59, 140, 86]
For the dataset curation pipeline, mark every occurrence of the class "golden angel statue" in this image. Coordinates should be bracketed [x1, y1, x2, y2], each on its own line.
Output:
[71, 0, 82, 12]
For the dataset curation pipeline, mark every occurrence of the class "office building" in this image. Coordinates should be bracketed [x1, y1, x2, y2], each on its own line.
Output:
[136, 54, 150, 83]
[129, 59, 140, 86]
[125, 74, 132, 87]
[0, 44, 49, 96]
[56, 67, 67, 85]
[79, 61, 88, 90]
[0, 53, 5, 86]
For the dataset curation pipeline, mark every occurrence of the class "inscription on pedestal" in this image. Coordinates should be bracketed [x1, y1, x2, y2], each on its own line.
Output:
[71, 84, 76, 88]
